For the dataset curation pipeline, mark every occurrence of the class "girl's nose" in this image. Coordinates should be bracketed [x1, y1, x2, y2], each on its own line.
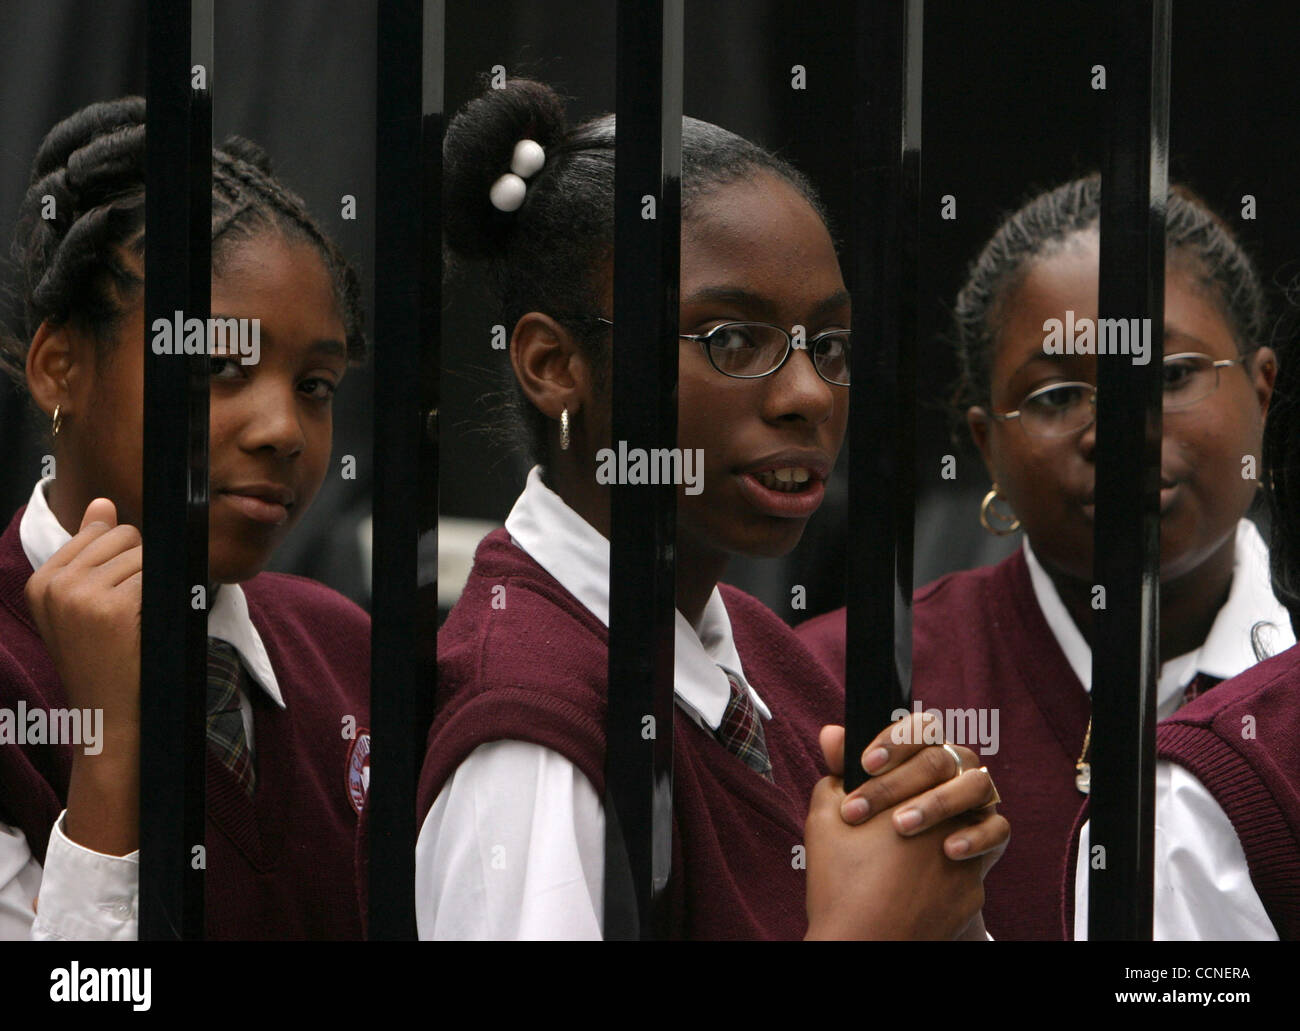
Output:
[767, 348, 836, 426]
[239, 381, 306, 457]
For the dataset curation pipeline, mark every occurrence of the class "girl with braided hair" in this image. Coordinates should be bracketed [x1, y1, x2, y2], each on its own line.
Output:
[799, 175, 1290, 939]
[0, 97, 371, 939]
[1066, 281, 1300, 941]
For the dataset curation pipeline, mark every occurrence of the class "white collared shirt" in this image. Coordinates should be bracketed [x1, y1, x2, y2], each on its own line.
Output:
[415, 466, 770, 940]
[0, 478, 286, 940]
[1024, 522, 1289, 939]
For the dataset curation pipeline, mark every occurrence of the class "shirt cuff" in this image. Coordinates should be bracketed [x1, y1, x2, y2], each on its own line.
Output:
[31, 810, 139, 941]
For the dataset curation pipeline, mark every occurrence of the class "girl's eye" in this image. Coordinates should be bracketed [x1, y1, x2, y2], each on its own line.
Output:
[209, 357, 242, 379]
[709, 325, 761, 351]
[1162, 358, 1199, 390]
[1026, 384, 1088, 411]
[300, 377, 338, 402]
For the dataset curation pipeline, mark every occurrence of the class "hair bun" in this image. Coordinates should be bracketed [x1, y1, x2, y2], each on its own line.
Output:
[219, 134, 274, 175]
[442, 77, 568, 261]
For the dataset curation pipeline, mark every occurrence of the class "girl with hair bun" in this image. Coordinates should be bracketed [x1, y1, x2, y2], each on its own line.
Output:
[0, 97, 371, 939]
[799, 175, 1290, 939]
[418, 78, 1008, 940]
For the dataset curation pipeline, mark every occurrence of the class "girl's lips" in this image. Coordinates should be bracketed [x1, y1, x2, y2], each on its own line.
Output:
[218, 491, 290, 526]
[1080, 483, 1180, 521]
[736, 471, 826, 518]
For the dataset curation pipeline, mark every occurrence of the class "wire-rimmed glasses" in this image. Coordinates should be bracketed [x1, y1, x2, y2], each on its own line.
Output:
[989, 351, 1254, 438]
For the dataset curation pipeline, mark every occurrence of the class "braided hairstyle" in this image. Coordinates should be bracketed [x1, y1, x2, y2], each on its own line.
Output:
[1, 96, 366, 395]
[1265, 282, 1300, 632]
[442, 77, 830, 467]
[950, 174, 1268, 419]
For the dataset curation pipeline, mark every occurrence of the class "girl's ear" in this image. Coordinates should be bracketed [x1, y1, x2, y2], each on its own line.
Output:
[24, 320, 78, 419]
[509, 312, 593, 421]
[1251, 345, 1278, 419]
[966, 405, 997, 481]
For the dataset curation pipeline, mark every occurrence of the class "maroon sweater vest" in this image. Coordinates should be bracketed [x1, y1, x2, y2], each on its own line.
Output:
[0, 505, 370, 939]
[797, 549, 1091, 940]
[1060, 644, 1300, 939]
[418, 529, 842, 940]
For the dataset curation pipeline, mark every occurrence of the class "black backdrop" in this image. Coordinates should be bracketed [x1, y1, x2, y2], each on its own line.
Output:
[2, 1, 1297, 619]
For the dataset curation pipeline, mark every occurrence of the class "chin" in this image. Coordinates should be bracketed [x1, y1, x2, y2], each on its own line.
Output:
[209, 550, 275, 586]
[732, 521, 809, 560]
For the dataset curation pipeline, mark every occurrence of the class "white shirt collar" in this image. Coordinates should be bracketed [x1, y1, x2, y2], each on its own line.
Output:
[18, 478, 285, 709]
[1023, 519, 1293, 718]
[503, 464, 769, 731]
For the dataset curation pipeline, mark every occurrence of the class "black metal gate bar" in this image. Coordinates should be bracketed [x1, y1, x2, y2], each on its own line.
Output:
[1088, 0, 1170, 941]
[140, 0, 211, 941]
[603, 0, 683, 941]
[369, 0, 441, 941]
[843, 0, 921, 792]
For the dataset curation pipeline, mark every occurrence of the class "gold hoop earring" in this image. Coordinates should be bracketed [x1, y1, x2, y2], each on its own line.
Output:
[980, 483, 1020, 536]
[560, 407, 571, 452]
[51, 404, 63, 438]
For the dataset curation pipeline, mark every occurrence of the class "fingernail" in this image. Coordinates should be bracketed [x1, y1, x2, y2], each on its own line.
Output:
[863, 747, 889, 772]
[896, 807, 922, 831]
[948, 838, 970, 857]
[842, 797, 869, 823]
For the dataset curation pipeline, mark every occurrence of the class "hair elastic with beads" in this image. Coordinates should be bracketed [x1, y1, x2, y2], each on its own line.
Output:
[489, 139, 546, 212]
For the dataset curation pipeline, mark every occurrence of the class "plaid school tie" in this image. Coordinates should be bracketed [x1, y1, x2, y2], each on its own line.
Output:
[207, 637, 255, 796]
[715, 671, 773, 782]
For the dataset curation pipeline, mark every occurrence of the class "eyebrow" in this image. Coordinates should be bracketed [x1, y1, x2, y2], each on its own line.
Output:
[308, 339, 348, 359]
[680, 286, 852, 324]
[209, 313, 348, 360]
[1010, 349, 1075, 378]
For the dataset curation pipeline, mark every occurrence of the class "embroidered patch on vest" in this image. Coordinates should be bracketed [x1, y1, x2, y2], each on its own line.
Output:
[346, 729, 371, 814]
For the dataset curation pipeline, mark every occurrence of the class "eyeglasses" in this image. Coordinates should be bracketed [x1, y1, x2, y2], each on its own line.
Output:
[990, 351, 1254, 438]
[558, 316, 851, 386]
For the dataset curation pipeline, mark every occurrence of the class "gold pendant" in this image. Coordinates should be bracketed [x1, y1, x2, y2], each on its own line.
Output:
[1075, 761, 1091, 795]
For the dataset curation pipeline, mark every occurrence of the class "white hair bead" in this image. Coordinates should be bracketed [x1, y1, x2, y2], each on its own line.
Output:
[489, 172, 527, 212]
[510, 139, 546, 178]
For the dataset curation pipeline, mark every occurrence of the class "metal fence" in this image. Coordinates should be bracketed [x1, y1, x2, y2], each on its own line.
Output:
[137, 0, 1167, 940]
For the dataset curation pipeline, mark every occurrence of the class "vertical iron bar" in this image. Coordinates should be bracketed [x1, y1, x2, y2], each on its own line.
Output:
[1088, 0, 1170, 941]
[603, 0, 683, 941]
[371, 0, 440, 940]
[140, 0, 210, 940]
[844, 0, 920, 791]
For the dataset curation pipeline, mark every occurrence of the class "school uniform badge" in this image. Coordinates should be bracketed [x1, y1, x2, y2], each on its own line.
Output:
[346, 730, 371, 814]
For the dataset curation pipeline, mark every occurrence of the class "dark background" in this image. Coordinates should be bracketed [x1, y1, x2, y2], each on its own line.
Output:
[1, 1, 1296, 619]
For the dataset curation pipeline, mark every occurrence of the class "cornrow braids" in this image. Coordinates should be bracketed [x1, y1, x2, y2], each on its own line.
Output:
[1, 96, 366, 392]
[950, 174, 1269, 420]
[442, 77, 831, 468]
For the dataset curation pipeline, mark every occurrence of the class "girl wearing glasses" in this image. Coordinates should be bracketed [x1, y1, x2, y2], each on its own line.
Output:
[799, 175, 1288, 939]
[1065, 290, 1300, 941]
[417, 78, 1008, 940]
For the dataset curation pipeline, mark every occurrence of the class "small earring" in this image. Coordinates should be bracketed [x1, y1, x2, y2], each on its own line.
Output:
[980, 483, 1020, 536]
[51, 404, 63, 438]
[560, 407, 571, 452]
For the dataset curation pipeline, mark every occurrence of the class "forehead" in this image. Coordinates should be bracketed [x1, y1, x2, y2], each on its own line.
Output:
[211, 233, 343, 333]
[680, 174, 843, 308]
[998, 234, 1239, 363]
